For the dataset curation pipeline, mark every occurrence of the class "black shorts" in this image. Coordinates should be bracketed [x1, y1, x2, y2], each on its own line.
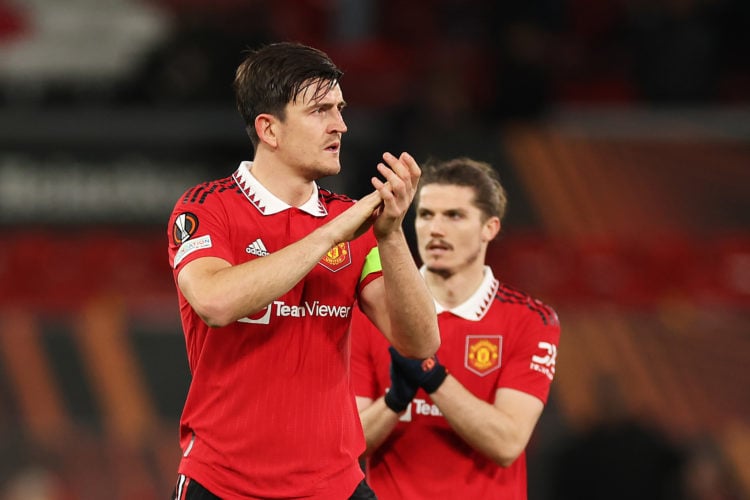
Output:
[172, 475, 377, 500]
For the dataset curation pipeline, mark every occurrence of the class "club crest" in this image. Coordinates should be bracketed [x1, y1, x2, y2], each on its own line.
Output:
[319, 242, 351, 272]
[465, 336, 502, 376]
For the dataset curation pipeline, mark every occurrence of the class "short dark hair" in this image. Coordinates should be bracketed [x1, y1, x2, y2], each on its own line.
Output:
[418, 157, 508, 222]
[233, 42, 344, 149]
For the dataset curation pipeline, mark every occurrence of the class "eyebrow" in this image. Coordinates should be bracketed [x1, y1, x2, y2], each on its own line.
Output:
[302, 99, 347, 113]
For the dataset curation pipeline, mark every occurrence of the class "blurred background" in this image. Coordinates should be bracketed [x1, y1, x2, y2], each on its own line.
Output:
[0, 0, 748, 498]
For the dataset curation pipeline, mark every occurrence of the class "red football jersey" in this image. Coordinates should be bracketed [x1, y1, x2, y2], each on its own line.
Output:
[351, 267, 561, 500]
[167, 162, 382, 500]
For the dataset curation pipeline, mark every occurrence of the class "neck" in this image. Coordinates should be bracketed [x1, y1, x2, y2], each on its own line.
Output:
[249, 154, 315, 207]
[425, 264, 487, 309]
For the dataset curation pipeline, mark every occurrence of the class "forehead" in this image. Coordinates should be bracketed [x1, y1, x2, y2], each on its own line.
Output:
[418, 183, 477, 209]
[295, 79, 344, 106]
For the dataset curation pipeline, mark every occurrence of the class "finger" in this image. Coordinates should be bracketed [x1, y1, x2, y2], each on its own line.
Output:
[371, 176, 396, 205]
[359, 189, 382, 203]
[376, 163, 405, 192]
[382, 152, 409, 179]
[399, 152, 421, 181]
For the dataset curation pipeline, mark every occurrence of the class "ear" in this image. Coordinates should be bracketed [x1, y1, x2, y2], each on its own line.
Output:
[255, 114, 278, 148]
[481, 216, 501, 242]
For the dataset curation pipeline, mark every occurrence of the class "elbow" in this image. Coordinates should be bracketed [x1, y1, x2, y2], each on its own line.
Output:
[395, 326, 441, 359]
[413, 331, 441, 359]
[415, 338, 441, 359]
[196, 309, 234, 329]
[191, 296, 238, 328]
[492, 443, 525, 468]
[496, 454, 521, 468]
[394, 337, 440, 360]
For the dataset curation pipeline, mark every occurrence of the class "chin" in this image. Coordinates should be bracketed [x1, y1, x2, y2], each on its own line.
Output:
[425, 262, 450, 273]
[325, 160, 342, 174]
[313, 164, 340, 179]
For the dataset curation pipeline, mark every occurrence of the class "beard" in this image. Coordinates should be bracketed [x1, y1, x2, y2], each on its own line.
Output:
[424, 245, 482, 280]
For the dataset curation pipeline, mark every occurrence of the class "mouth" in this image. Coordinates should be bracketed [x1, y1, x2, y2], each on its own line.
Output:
[325, 141, 341, 153]
[425, 240, 452, 254]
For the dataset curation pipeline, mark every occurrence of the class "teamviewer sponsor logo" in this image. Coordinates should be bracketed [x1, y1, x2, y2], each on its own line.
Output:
[237, 300, 352, 325]
[273, 300, 351, 318]
[397, 397, 443, 422]
[246, 238, 269, 257]
[238, 305, 272, 324]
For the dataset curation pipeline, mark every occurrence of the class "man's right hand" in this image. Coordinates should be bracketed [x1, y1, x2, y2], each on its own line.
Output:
[325, 190, 383, 243]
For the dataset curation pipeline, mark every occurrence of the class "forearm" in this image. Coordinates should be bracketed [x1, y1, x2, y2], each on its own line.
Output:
[358, 398, 401, 456]
[377, 231, 439, 358]
[429, 376, 530, 467]
[182, 227, 337, 326]
[183, 192, 386, 326]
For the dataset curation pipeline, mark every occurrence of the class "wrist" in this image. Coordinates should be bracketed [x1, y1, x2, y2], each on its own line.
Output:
[311, 225, 340, 251]
[374, 227, 405, 244]
[384, 390, 409, 413]
[421, 364, 448, 393]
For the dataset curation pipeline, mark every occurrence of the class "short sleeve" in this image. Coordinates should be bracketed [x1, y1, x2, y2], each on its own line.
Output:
[498, 307, 561, 404]
[167, 188, 233, 273]
[350, 303, 382, 400]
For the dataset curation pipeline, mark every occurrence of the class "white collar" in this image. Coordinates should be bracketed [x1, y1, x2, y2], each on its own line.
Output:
[232, 161, 328, 217]
[423, 265, 499, 321]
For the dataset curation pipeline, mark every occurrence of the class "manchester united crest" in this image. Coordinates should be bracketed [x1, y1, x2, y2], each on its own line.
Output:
[465, 336, 502, 376]
[318, 242, 352, 272]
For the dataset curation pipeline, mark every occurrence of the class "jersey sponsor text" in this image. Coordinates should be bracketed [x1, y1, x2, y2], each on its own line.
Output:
[274, 300, 352, 318]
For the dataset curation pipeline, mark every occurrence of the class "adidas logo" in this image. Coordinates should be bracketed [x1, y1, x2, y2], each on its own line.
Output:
[246, 238, 269, 257]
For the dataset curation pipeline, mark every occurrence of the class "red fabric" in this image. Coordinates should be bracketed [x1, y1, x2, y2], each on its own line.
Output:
[351, 284, 561, 500]
[167, 167, 381, 499]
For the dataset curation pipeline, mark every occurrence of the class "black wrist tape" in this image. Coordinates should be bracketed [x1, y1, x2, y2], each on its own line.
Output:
[384, 390, 409, 413]
[422, 365, 448, 393]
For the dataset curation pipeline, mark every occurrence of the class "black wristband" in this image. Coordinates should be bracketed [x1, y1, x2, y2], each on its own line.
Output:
[422, 365, 448, 393]
[384, 390, 409, 413]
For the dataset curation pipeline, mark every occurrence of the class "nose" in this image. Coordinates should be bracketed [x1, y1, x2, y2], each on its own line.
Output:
[331, 109, 347, 134]
[428, 217, 445, 236]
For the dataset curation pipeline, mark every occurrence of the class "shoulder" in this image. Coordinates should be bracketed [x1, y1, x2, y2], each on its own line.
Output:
[175, 175, 240, 209]
[318, 187, 356, 211]
[494, 283, 560, 328]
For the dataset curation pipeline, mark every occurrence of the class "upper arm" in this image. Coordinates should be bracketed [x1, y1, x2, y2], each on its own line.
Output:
[176, 256, 232, 323]
[357, 277, 393, 342]
[177, 256, 230, 297]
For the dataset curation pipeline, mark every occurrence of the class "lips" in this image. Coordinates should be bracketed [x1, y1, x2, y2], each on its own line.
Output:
[426, 240, 452, 252]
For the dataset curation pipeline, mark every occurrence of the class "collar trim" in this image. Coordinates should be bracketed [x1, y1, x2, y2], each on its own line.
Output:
[232, 161, 327, 217]
[427, 266, 499, 321]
